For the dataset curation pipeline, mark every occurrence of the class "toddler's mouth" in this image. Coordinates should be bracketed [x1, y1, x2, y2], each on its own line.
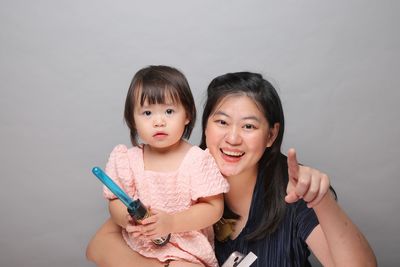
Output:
[153, 132, 167, 137]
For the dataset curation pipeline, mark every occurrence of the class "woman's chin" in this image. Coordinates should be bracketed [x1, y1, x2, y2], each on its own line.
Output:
[219, 165, 241, 178]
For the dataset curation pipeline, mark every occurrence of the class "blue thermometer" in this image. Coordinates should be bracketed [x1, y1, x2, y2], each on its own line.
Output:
[92, 167, 170, 246]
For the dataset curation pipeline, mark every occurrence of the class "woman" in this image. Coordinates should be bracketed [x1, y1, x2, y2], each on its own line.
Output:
[86, 72, 376, 266]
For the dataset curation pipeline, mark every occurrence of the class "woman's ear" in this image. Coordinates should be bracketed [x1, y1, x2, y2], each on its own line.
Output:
[266, 123, 280, 148]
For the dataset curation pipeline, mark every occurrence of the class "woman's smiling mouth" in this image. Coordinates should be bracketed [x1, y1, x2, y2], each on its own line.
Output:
[220, 149, 245, 157]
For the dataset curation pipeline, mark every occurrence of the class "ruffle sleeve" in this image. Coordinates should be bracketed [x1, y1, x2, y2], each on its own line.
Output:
[103, 144, 135, 200]
[189, 148, 229, 201]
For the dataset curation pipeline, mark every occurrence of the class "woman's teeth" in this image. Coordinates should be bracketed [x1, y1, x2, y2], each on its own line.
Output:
[221, 149, 245, 157]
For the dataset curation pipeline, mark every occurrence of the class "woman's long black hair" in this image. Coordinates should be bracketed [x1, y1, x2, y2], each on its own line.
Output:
[200, 72, 287, 240]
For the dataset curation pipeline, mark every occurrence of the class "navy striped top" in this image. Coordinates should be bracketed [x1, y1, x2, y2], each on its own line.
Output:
[215, 162, 319, 267]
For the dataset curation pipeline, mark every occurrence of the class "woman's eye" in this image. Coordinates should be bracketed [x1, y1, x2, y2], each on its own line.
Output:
[215, 120, 227, 126]
[166, 109, 174, 115]
[143, 111, 151, 116]
[244, 124, 256, 130]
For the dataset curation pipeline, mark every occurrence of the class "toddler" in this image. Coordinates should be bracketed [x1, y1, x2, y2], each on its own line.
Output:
[103, 65, 229, 267]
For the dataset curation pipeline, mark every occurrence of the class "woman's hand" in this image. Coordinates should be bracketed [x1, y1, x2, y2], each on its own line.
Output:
[285, 148, 330, 208]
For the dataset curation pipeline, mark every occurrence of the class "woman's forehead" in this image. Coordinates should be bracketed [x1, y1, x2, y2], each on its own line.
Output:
[212, 95, 265, 118]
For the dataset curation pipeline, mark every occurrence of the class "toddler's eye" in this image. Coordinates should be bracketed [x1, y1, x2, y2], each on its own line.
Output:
[143, 111, 151, 116]
[166, 109, 174, 115]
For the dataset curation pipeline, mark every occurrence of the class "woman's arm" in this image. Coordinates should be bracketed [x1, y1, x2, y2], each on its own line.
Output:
[86, 218, 164, 267]
[307, 192, 377, 267]
[286, 148, 376, 266]
[137, 194, 224, 239]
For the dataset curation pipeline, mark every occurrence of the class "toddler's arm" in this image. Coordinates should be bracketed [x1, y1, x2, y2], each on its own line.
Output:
[108, 199, 132, 229]
[138, 194, 224, 239]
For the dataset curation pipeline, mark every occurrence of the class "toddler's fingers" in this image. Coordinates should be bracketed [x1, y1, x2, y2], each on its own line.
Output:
[125, 214, 135, 225]
[130, 231, 142, 238]
[126, 224, 141, 233]
[149, 208, 161, 214]
[142, 224, 157, 235]
[141, 215, 157, 225]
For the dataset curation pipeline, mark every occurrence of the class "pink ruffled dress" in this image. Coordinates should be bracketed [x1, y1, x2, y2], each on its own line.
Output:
[103, 144, 229, 267]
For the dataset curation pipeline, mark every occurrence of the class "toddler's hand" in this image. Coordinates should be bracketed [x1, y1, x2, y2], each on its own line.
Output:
[140, 209, 173, 239]
[285, 148, 330, 208]
[125, 219, 146, 239]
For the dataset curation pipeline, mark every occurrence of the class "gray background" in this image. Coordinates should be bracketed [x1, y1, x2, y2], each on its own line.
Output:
[1, 1, 399, 266]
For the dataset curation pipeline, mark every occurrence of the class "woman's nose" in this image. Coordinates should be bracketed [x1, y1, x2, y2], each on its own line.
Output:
[225, 126, 242, 145]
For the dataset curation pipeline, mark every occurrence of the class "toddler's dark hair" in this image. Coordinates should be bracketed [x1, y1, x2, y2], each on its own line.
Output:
[124, 65, 196, 146]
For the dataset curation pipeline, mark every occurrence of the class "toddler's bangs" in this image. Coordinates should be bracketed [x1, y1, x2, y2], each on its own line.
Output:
[135, 83, 181, 106]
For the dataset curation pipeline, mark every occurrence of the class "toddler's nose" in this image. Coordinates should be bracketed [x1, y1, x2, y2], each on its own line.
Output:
[153, 115, 166, 127]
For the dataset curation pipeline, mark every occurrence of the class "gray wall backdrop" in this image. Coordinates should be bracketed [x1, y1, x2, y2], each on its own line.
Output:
[1, 1, 399, 266]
